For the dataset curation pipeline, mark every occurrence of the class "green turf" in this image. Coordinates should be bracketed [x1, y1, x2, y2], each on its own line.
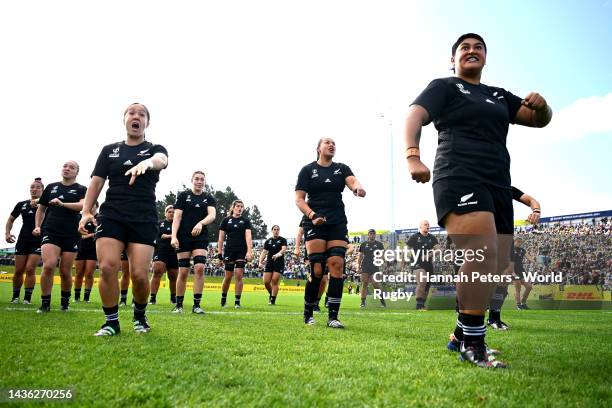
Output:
[0, 265, 304, 286]
[0, 283, 611, 408]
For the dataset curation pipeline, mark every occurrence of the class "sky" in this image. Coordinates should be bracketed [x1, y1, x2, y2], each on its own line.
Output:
[2, 0, 611, 243]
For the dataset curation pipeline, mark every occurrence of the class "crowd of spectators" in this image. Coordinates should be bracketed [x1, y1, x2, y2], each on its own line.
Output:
[1, 218, 609, 290]
[516, 218, 611, 289]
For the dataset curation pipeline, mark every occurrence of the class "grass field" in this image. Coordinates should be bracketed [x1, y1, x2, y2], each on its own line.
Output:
[1, 282, 611, 408]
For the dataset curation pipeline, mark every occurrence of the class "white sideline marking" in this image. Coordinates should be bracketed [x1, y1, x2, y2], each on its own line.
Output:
[3, 306, 413, 316]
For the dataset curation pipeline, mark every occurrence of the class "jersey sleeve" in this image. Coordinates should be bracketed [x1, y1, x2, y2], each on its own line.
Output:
[377, 242, 385, 251]
[503, 89, 524, 124]
[91, 146, 111, 179]
[411, 79, 451, 125]
[174, 192, 186, 211]
[219, 217, 228, 232]
[151, 144, 169, 158]
[280, 237, 287, 247]
[511, 186, 525, 202]
[295, 165, 310, 192]
[207, 194, 217, 208]
[432, 235, 439, 245]
[342, 163, 354, 179]
[38, 185, 52, 207]
[406, 234, 416, 248]
[264, 239, 271, 250]
[10, 202, 22, 218]
[244, 218, 253, 230]
[359, 242, 366, 252]
[78, 185, 87, 200]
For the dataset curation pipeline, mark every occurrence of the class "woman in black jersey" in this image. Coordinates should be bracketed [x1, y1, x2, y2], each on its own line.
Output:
[258, 225, 287, 305]
[405, 34, 552, 368]
[295, 137, 366, 328]
[79, 103, 168, 336]
[511, 187, 540, 311]
[509, 187, 540, 312]
[5, 178, 44, 304]
[149, 205, 178, 305]
[217, 200, 253, 308]
[74, 201, 99, 303]
[358, 229, 387, 308]
[171, 171, 217, 314]
[34, 161, 87, 312]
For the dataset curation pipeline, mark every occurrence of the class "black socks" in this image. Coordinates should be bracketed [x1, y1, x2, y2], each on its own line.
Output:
[327, 277, 344, 321]
[459, 313, 486, 347]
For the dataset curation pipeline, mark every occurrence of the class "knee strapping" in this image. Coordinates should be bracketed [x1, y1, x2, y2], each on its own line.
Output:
[193, 255, 206, 265]
[308, 252, 326, 278]
[178, 258, 191, 268]
[326, 246, 346, 259]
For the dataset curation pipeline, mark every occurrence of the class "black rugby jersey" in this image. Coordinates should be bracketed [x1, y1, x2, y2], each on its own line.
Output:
[92, 140, 167, 223]
[11, 200, 38, 240]
[219, 216, 252, 250]
[39, 182, 87, 238]
[511, 246, 527, 273]
[412, 77, 523, 188]
[359, 240, 384, 268]
[156, 219, 173, 251]
[264, 236, 287, 262]
[174, 190, 216, 239]
[295, 161, 354, 225]
[406, 232, 439, 269]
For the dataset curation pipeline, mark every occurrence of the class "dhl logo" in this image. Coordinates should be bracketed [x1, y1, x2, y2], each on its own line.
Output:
[566, 292, 599, 300]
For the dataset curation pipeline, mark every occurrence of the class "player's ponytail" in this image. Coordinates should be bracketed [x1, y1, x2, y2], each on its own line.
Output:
[33, 177, 44, 189]
[316, 138, 324, 160]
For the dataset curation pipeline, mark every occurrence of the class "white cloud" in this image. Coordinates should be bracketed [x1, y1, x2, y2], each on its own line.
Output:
[549, 93, 612, 140]
[507, 94, 612, 220]
[507, 93, 612, 146]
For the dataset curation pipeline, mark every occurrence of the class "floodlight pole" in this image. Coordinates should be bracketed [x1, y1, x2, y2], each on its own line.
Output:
[388, 111, 396, 248]
[377, 110, 395, 247]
